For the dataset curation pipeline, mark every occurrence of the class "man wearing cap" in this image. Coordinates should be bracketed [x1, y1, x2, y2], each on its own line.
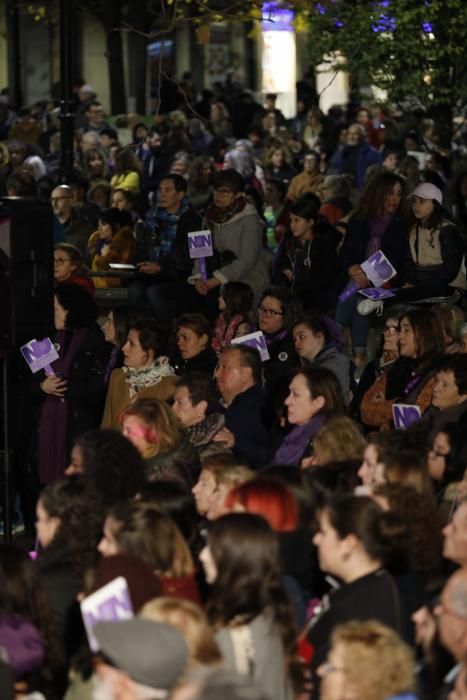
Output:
[92, 618, 188, 700]
[358, 181, 465, 316]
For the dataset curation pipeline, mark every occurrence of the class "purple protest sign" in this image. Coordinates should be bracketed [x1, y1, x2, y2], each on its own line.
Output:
[232, 331, 270, 361]
[358, 288, 396, 301]
[361, 250, 396, 288]
[80, 577, 134, 652]
[188, 230, 213, 283]
[20, 338, 59, 374]
[392, 404, 422, 430]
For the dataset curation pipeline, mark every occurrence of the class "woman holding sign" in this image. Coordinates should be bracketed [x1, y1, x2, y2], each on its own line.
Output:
[190, 169, 270, 317]
[360, 308, 445, 430]
[35, 284, 112, 485]
[334, 172, 407, 366]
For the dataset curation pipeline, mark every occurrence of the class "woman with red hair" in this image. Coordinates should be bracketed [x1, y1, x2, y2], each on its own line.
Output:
[226, 478, 298, 532]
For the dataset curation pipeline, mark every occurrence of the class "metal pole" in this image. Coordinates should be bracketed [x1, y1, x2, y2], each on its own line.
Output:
[59, 0, 75, 184]
[6, 0, 22, 109]
[1, 354, 12, 544]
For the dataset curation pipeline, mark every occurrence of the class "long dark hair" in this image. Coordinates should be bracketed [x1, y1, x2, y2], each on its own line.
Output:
[221, 282, 253, 321]
[205, 513, 299, 681]
[353, 171, 405, 220]
[401, 308, 445, 371]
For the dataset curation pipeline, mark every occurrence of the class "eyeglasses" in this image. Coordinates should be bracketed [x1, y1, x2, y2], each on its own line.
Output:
[257, 305, 284, 318]
[214, 187, 233, 195]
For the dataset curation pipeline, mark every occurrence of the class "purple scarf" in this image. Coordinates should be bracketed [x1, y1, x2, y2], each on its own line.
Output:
[365, 214, 392, 257]
[37, 328, 88, 484]
[274, 414, 326, 465]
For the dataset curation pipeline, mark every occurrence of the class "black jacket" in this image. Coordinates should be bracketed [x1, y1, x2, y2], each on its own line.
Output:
[335, 214, 407, 297]
[224, 383, 269, 469]
[171, 346, 218, 377]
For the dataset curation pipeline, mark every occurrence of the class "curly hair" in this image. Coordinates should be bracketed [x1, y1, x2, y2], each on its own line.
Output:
[312, 417, 366, 465]
[330, 620, 415, 700]
[205, 513, 301, 689]
[353, 171, 405, 220]
[38, 476, 102, 576]
[258, 287, 303, 333]
[141, 596, 221, 667]
[373, 483, 443, 581]
[370, 430, 433, 496]
[74, 429, 146, 510]
[107, 500, 194, 576]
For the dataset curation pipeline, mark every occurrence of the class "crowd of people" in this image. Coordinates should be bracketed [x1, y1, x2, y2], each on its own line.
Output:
[2, 77, 467, 700]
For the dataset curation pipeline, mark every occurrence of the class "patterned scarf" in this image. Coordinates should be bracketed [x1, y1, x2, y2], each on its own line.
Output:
[145, 197, 190, 260]
[122, 356, 175, 392]
[204, 195, 247, 226]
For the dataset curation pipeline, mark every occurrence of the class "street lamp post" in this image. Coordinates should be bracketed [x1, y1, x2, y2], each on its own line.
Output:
[59, 0, 75, 183]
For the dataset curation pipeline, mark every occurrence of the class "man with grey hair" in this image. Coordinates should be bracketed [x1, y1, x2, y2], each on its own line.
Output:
[333, 122, 381, 190]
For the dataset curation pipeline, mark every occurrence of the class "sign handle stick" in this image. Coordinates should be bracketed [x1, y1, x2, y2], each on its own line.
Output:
[199, 257, 207, 282]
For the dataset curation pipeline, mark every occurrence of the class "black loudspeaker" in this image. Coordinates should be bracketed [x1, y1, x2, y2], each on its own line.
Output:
[0, 197, 54, 354]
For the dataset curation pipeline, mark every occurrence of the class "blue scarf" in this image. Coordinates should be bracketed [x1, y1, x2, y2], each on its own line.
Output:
[145, 197, 189, 261]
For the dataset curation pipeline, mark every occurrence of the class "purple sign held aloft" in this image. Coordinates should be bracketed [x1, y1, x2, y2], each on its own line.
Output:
[232, 331, 270, 362]
[188, 230, 213, 282]
[20, 338, 59, 375]
[361, 250, 396, 288]
[80, 576, 134, 652]
[392, 404, 422, 430]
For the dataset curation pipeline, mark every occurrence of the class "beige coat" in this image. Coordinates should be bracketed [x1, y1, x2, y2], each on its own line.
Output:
[101, 368, 177, 430]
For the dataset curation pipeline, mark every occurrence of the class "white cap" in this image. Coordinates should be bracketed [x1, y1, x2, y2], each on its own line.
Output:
[408, 182, 443, 205]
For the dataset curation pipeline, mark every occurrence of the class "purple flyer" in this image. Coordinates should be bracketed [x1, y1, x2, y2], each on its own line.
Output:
[392, 404, 422, 430]
[361, 250, 396, 287]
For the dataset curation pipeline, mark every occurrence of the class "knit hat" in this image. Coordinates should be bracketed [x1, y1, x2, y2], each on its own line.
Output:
[94, 619, 188, 693]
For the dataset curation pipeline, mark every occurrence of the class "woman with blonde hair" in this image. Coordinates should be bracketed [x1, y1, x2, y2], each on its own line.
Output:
[319, 619, 416, 700]
[120, 397, 199, 488]
[141, 597, 221, 668]
[98, 500, 200, 603]
[306, 417, 366, 467]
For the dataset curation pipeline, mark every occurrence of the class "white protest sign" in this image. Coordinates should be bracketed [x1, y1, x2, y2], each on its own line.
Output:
[80, 577, 134, 652]
[232, 330, 270, 362]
